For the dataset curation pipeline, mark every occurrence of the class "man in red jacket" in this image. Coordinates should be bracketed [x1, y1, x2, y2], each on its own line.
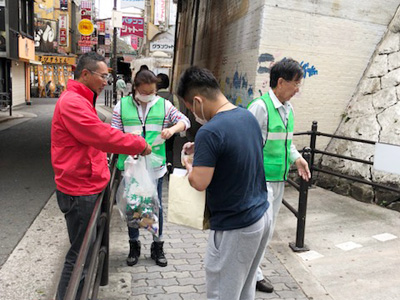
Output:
[51, 52, 151, 300]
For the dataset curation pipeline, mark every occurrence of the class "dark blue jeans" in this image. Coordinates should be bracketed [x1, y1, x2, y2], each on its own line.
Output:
[56, 190, 100, 300]
[128, 177, 163, 241]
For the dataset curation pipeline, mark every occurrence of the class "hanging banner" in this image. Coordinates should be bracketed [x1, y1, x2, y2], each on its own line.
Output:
[154, 0, 166, 26]
[60, 0, 68, 11]
[131, 36, 138, 50]
[120, 16, 144, 38]
[59, 15, 68, 46]
[121, 0, 145, 10]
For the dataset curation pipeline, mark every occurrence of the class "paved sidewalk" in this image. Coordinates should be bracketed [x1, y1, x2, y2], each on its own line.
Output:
[0, 180, 309, 300]
[97, 180, 308, 300]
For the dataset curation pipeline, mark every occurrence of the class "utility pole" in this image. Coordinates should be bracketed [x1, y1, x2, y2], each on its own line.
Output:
[112, 0, 117, 104]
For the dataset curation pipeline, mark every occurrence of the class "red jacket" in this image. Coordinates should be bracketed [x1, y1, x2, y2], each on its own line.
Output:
[51, 80, 146, 196]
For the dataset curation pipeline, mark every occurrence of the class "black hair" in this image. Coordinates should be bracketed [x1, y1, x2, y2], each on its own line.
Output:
[177, 66, 220, 103]
[74, 52, 106, 79]
[269, 58, 304, 88]
[132, 70, 159, 94]
[156, 73, 169, 90]
[139, 65, 149, 72]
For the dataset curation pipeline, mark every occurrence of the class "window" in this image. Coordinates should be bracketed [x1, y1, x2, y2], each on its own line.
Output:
[18, 0, 34, 38]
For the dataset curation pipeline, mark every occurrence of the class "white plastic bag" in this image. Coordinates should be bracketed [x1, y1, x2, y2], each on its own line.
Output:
[116, 153, 164, 235]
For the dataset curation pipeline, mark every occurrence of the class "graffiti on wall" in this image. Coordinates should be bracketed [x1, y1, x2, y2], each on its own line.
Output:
[257, 53, 275, 74]
[257, 52, 280, 96]
[300, 61, 319, 78]
[221, 63, 254, 107]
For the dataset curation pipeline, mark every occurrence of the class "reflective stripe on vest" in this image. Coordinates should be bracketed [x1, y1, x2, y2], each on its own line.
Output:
[248, 93, 294, 181]
[117, 96, 166, 170]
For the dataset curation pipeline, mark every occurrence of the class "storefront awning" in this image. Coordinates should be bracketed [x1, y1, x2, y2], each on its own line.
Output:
[29, 60, 42, 65]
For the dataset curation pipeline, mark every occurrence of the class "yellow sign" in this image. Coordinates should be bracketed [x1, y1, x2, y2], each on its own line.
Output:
[35, 55, 76, 65]
[78, 19, 94, 36]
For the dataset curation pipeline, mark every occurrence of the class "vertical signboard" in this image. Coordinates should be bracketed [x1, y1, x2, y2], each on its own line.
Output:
[59, 15, 68, 46]
[154, 0, 166, 25]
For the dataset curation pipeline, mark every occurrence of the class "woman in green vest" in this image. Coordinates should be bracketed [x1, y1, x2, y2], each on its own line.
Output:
[111, 70, 191, 267]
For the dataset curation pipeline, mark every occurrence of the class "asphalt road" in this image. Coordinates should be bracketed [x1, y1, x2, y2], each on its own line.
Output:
[0, 98, 58, 266]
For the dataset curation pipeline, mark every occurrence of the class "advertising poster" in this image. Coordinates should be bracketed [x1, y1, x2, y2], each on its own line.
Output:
[34, 19, 58, 53]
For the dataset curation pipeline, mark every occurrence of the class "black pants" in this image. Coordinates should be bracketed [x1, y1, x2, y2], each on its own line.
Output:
[56, 190, 99, 300]
[165, 134, 176, 166]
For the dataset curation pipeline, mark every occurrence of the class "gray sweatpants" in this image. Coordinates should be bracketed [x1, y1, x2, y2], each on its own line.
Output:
[205, 209, 272, 300]
[256, 181, 285, 281]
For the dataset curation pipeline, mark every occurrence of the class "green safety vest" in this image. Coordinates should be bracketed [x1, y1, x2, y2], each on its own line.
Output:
[116, 96, 166, 171]
[248, 93, 294, 181]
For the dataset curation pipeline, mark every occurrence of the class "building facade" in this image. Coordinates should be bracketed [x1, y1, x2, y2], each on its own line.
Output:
[32, 0, 80, 98]
[0, 0, 35, 108]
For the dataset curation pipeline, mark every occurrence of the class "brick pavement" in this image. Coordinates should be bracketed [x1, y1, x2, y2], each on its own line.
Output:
[98, 177, 309, 300]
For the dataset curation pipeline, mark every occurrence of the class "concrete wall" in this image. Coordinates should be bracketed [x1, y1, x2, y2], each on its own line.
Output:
[173, 0, 265, 104]
[173, 0, 400, 148]
[11, 62, 26, 106]
[255, 1, 400, 150]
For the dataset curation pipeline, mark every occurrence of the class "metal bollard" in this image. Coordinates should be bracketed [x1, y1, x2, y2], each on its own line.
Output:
[309, 121, 318, 186]
[289, 147, 311, 252]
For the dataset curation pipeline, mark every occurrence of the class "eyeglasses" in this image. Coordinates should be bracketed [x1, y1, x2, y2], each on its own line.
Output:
[90, 70, 108, 80]
[285, 79, 303, 88]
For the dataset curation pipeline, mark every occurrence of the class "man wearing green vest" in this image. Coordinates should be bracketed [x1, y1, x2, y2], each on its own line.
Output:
[111, 70, 190, 267]
[248, 58, 311, 293]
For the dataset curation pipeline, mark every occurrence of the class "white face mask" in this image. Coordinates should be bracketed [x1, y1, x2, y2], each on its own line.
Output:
[136, 92, 155, 103]
[193, 99, 207, 125]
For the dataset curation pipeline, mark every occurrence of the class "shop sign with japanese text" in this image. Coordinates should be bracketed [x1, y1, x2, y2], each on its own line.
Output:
[35, 55, 76, 65]
[150, 41, 174, 53]
[120, 17, 144, 38]
[59, 15, 68, 46]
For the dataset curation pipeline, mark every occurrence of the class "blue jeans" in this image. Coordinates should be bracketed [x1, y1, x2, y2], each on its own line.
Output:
[56, 190, 100, 300]
[128, 177, 164, 241]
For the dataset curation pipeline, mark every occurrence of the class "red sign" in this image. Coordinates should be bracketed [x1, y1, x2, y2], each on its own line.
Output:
[81, 8, 91, 20]
[97, 21, 105, 34]
[131, 36, 138, 50]
[59, 15, 68, 46]
[120, 17, 144, 38]
[60, 29, 67, 45]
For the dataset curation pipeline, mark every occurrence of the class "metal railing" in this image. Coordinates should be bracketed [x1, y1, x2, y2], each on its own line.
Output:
[104, 89, 113, 108]
[286, 121, 400, 252]
[64, 154, 119, 300]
